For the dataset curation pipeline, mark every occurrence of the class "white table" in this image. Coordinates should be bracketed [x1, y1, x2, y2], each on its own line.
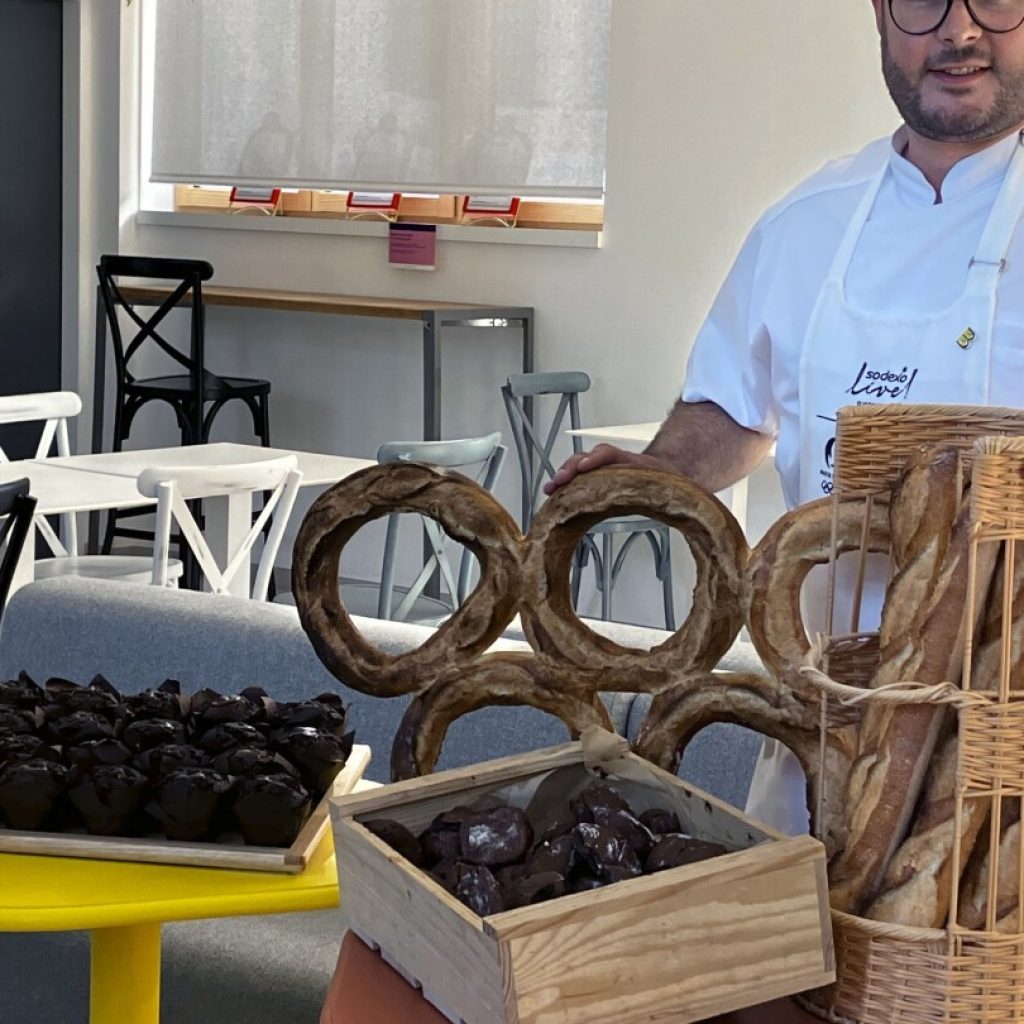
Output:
[565, 422, 663, 447]
[1, 442, 373, 599]
[566, 422, 775, 532]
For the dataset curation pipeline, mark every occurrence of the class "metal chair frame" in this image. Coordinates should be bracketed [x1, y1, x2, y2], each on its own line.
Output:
[0, 478, 37, 614]
[502, 371, 675, 630]
[375, 433, 506, 622]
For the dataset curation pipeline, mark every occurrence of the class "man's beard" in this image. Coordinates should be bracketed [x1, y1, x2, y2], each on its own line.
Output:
[882, 33, 1024, 141]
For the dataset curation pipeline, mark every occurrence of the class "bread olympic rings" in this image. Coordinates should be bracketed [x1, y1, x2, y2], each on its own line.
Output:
[292, 462, 524, 698]
[390, 654, 612, 779]
[519, 466, 749, 692]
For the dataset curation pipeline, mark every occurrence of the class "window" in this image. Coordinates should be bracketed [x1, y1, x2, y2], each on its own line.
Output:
[148, 0, 612, 200]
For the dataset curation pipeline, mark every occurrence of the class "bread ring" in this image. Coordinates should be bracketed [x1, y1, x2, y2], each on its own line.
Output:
[746, 496, 891, 702]
[292, 463, 524, 697]
[633, 670, 855, 856]
[390, 653, 612, 779]
[519, 466, 749, 692]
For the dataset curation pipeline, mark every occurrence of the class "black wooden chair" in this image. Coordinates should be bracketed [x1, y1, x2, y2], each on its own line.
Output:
[0, 478, 37, 618]
[96, 255, 273, 565]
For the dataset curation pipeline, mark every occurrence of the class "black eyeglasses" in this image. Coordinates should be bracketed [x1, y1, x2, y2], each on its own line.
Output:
[889, 0, 1024, 35]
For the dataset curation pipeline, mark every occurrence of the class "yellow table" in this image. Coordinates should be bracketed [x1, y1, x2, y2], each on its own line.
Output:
[0, 831, 339, 1024]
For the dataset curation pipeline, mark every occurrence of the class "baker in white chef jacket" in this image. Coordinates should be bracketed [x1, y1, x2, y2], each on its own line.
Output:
[548, 0, 1024, 834]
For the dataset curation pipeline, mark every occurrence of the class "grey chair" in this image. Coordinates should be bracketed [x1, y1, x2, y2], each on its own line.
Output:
[341, 432, 507, 623]
[501, 371, 674, 630]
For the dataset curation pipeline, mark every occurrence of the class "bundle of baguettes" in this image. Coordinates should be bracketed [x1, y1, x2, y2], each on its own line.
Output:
[822, 444, 1019, 928]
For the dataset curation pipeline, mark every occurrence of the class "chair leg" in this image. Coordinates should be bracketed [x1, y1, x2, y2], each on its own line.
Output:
[570, 547, 584, 609]
[101, 396, 140, 554]
[257, 394, 271, 447]
[601, 533, 613, 621]
[659, 536, 675, 631]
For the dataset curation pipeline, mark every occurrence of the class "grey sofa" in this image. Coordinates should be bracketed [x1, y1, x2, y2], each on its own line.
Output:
[0, 577, 765, 1023]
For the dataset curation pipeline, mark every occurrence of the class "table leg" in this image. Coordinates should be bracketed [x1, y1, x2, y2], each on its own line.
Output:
[421, 312, 440, 443]
[521, 312, 535, 498]
[203, 492, 252, 597]
[90, 922, 162, 1024]
[729, 475, 750, 535]
[421, 313, 442, 596]
[89, 284, 108, 554]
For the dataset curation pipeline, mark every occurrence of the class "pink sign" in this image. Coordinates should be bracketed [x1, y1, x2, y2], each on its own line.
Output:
[388, 223, 437, 270]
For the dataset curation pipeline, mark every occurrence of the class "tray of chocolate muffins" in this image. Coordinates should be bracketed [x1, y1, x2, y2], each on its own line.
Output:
[0, 673, 370, 873]
[331, 729, 833, 1024]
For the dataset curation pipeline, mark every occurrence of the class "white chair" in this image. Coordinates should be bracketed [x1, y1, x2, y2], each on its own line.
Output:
[0, 392, 177, 585]
[140, 455, 301, 601]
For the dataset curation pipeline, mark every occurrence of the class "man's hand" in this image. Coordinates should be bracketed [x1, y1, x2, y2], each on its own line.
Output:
[544, 444, 669, 495]
[543, 400, 772, 497]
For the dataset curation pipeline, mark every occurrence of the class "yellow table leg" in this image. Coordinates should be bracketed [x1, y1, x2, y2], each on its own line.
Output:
[90, 922, 162, 1024]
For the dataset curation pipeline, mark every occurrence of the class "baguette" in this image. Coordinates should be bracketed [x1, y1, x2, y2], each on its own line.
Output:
[865, 733, 988, 927]
[878, 447, 961, 647]
[830, 474, 996, 912]
[958, 802, 1021, 931]
[970, 543, 1024, 693]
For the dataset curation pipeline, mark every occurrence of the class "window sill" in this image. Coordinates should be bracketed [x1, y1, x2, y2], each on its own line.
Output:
[135, 210, 602, 249]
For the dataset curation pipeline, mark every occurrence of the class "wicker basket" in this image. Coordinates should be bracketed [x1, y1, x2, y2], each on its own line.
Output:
[797, 406, 1024, 1023]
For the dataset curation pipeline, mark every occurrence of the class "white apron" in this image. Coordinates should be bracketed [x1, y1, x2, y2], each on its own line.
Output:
[745, 132, 1024, 835]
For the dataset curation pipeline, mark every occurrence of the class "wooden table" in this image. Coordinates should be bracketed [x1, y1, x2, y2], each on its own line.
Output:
[320, 931, 822, 1023]
[3, 441, 373, 598]
[92, 284, 534, 456]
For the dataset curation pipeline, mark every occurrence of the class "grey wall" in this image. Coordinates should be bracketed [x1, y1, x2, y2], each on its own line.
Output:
[0, 0, 62, 458]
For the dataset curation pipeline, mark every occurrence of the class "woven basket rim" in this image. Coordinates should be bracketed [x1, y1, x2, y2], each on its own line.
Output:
[837, 403, 1024, 423]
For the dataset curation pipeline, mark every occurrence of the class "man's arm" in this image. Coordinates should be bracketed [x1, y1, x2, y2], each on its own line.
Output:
[544, 399, 772, 494]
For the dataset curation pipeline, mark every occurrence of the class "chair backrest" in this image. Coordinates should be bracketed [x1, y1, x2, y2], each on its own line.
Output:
[96, 255, 215, 403]
[501, 370, 591, 528]
[375, 432, 505, 621]
[0, 391, 82, 557]
[0, 478, 37, 615]
[137, 454, 301, 602]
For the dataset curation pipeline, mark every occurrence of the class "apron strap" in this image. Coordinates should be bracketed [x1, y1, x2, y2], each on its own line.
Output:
[966, 132, 1024, 297]
[823, 161, 889, 286]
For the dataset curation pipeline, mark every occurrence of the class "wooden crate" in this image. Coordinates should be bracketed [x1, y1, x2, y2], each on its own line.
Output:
[0, 744, 370, 874]
[281, 189, 313, 214]
[331, 740, 833, 1023]
[309, 189, 351, 216]
[397, 194, 459, 223]
[174, 184, 231, 213]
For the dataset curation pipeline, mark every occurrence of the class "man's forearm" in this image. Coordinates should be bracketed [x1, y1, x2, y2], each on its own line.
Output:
[644, 399, 772, 493]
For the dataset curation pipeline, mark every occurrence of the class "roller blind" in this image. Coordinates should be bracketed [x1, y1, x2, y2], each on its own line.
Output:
[150, 0, 612, 199]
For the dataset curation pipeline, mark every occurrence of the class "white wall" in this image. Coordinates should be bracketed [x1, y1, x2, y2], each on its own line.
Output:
[78, 0, 897, 623]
